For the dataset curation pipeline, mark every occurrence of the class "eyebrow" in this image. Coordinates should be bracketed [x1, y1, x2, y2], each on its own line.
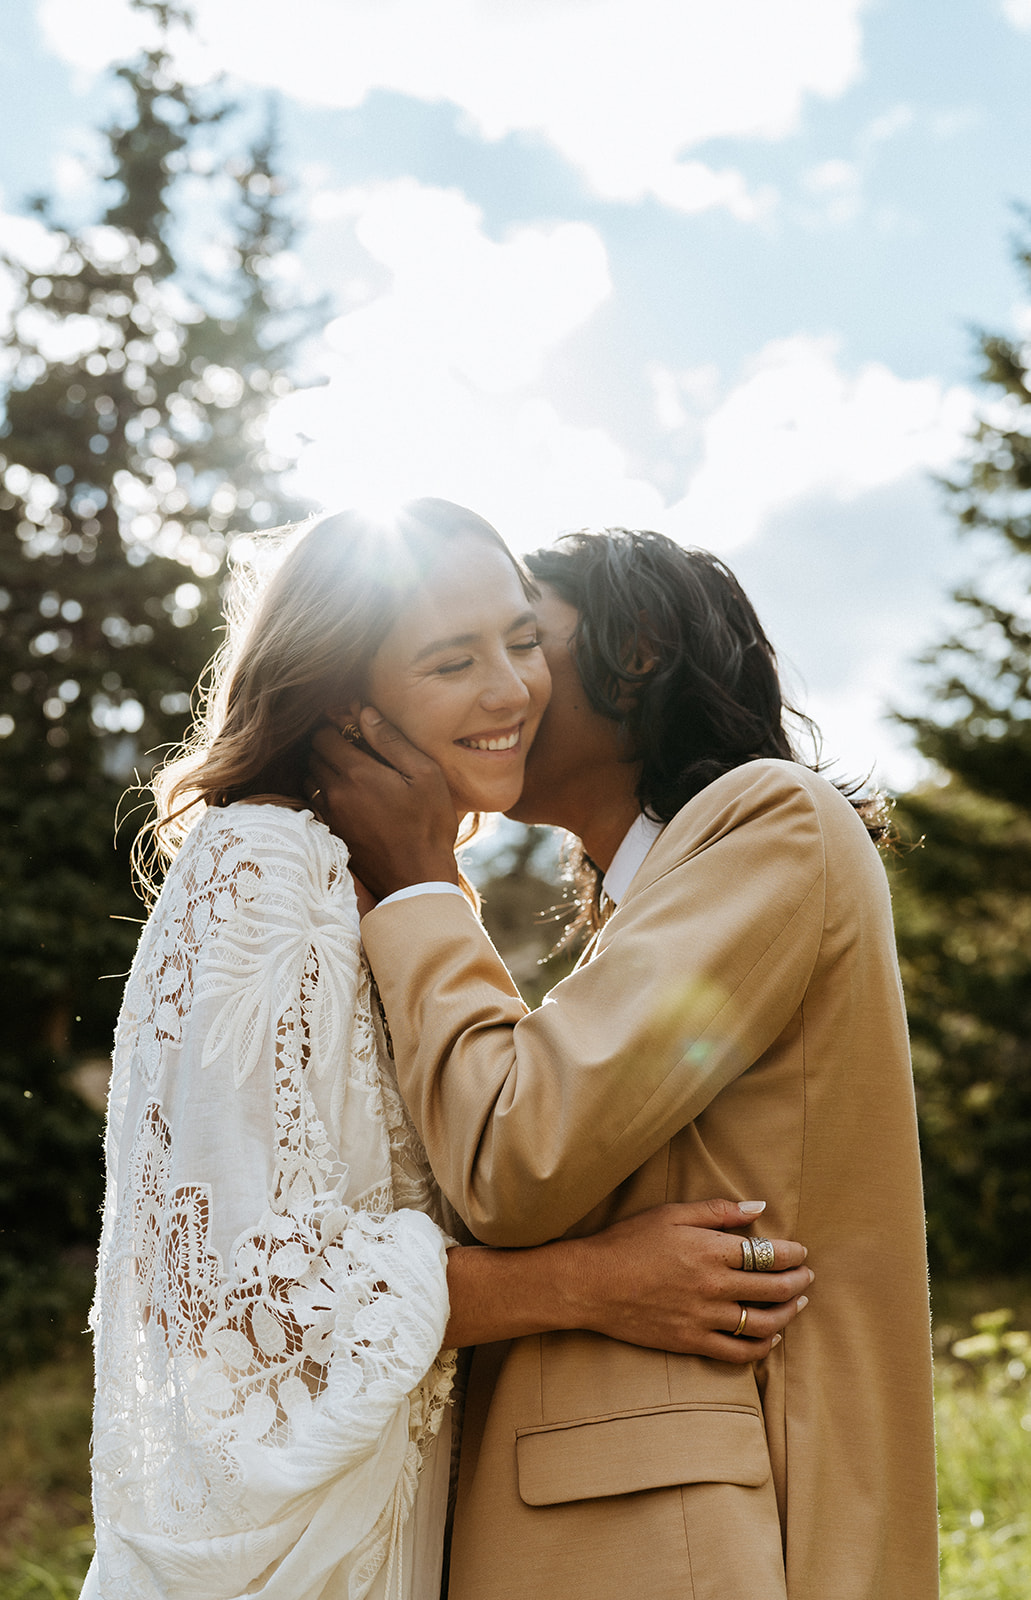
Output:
[411, 609, 538, 665]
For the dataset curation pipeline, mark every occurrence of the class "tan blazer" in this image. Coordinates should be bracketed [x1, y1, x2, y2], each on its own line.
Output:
[362, 761, 939, 1600]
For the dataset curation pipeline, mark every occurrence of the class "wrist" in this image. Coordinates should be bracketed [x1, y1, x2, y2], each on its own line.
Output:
[391, 854, 460, 892]
[359, 852, 460, 900]
[539, 1236, 599, 1333]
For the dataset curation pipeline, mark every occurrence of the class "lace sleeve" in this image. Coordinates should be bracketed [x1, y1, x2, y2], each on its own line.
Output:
[89, 806, 453, 1600]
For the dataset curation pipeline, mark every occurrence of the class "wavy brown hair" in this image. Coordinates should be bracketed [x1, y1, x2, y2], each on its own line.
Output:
[139, 498, 532, 896]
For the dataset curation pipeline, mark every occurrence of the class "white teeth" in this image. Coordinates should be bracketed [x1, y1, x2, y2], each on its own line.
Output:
[462, 731, 519, 751]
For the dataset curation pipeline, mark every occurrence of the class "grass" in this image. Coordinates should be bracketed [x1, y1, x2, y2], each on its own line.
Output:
[0, 1327, 94, 1600]
[933, 1306, 1031, 1600]
[2, 1286, 1030, 1598]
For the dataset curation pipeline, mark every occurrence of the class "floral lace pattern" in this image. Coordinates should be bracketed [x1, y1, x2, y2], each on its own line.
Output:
[88, 805, 454, 1600]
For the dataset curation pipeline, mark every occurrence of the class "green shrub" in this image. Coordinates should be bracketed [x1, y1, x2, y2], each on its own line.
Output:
[937, 1310, 1031, 1599]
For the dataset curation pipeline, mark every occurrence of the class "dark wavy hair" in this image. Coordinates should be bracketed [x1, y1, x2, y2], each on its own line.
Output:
[525, 528, 890, 929]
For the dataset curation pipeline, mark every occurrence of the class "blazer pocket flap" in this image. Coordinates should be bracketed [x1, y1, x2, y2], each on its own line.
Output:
[515, 1403, 770, 1507]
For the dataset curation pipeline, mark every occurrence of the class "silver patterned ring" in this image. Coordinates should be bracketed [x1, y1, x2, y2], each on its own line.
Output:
[751, 1237, 776, 1272]
[731, 1304, 749, 1337]
[740, 1236, 756, 1271]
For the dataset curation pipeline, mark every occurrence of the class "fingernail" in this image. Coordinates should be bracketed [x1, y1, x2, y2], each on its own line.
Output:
[771, 1334, 782, 1347]
[363, 708, 382, 728]
[807, 1268, 815, 1284]
[738, 1200, 766, 1214]
[802, 1246, 808, 1259]
[797, 1295, 809, 1310]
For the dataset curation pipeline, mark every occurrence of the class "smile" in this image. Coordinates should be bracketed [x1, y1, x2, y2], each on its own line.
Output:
[457, 727, 521, 752]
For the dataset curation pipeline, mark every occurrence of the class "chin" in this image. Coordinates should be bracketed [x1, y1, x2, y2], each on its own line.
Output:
[503, 780, 538, 823]
[457, 784, 523, 816]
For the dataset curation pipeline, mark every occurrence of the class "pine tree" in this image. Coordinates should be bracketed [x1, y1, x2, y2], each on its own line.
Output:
[0, 1, 316, 1360]
[892, 223, 1031, 1273]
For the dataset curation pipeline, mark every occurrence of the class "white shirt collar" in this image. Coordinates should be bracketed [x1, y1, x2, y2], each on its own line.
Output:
[601, 812, 665, 906]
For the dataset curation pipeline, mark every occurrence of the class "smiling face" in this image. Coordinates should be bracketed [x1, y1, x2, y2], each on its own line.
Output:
[364, 534, 551, 815]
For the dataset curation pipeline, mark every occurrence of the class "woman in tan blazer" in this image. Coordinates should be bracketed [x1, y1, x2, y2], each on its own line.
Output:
[312, 528, 939, 1600]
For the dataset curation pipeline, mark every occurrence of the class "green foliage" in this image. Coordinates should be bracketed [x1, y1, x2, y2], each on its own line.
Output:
[889, 784, 1031, 1271]
[0, 1043, 102, 1370]
[892, 222, 1031, 1273]
[0, 2, 316, 1364]
[936, 1310, 1031, 1598]
[0, 1330, 94, 1599]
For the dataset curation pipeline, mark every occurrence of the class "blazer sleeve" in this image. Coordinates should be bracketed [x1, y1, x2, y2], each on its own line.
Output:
[361, 763, 828, 1246]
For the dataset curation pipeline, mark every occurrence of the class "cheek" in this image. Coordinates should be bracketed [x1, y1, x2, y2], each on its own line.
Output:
[525, 657, 552, 717]
[385, 684, 465, 760]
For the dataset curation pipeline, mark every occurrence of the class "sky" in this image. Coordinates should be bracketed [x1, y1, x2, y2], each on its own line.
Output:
[2, 0, 1031, 789]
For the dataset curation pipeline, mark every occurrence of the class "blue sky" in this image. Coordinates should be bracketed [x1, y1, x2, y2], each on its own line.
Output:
[3, 0, 1030, 787]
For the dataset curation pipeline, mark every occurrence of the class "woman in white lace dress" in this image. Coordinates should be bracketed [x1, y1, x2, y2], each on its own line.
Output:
[85, 500, 809, 1600]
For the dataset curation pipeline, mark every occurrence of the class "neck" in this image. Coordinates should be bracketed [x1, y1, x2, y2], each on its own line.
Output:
[576, 793, 641, 873]
[519, 768, 640, 872]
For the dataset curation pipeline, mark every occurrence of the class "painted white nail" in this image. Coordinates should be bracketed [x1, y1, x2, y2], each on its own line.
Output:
[739, 1200, 766, 1214]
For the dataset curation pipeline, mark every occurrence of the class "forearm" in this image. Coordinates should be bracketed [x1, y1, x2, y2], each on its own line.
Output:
[443, 1238, 592, 1347]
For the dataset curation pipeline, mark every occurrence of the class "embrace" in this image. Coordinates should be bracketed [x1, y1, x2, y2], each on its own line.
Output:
[85, 499, 939, 1599]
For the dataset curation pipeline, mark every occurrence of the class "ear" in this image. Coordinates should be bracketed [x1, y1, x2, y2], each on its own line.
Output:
[324, 698, 365, 729]
[628, 644, 658, 675]
[623, 612, 659, 676]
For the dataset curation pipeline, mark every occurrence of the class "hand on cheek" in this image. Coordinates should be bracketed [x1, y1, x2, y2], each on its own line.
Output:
[307, 711, 461, 899]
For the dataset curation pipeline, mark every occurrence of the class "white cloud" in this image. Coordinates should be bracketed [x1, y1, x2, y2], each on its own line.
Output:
[1001, 0, 1031, 28]
[664, 336, 975, 549]
[803, 159, 860, 195]
[859, 104, 916, 149]
[268, 179, 665, 541]
[39, 0, 868, 215]
[798, 106, 920, 229]
[279, 188, 974, 569]
[800, 158, 862, 224]
[648, 362, 720, 437]
[330, 181, 612, 395]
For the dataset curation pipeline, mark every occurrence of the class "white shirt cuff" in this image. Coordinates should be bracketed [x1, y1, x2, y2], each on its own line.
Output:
[376, 882, 467, 909]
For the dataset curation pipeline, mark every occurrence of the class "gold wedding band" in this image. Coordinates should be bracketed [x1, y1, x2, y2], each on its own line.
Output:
[341, 722, 363, 745]
[732, 1305, 749, 1338]
[751, 1237, 775, 1272]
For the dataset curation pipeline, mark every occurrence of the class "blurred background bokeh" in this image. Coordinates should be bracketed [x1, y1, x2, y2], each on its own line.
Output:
[1, 3, 1029, 1593]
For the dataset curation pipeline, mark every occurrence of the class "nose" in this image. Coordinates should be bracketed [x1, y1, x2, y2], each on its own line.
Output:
[479, 648, 531, 715]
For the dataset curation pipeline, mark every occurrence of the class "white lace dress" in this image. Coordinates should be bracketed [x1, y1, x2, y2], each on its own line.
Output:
[83, 803, 455, 1600]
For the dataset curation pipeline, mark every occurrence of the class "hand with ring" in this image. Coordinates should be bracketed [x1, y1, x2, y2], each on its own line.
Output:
[571, 1198, 812, 1363]
[307, 708, 461, 900]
